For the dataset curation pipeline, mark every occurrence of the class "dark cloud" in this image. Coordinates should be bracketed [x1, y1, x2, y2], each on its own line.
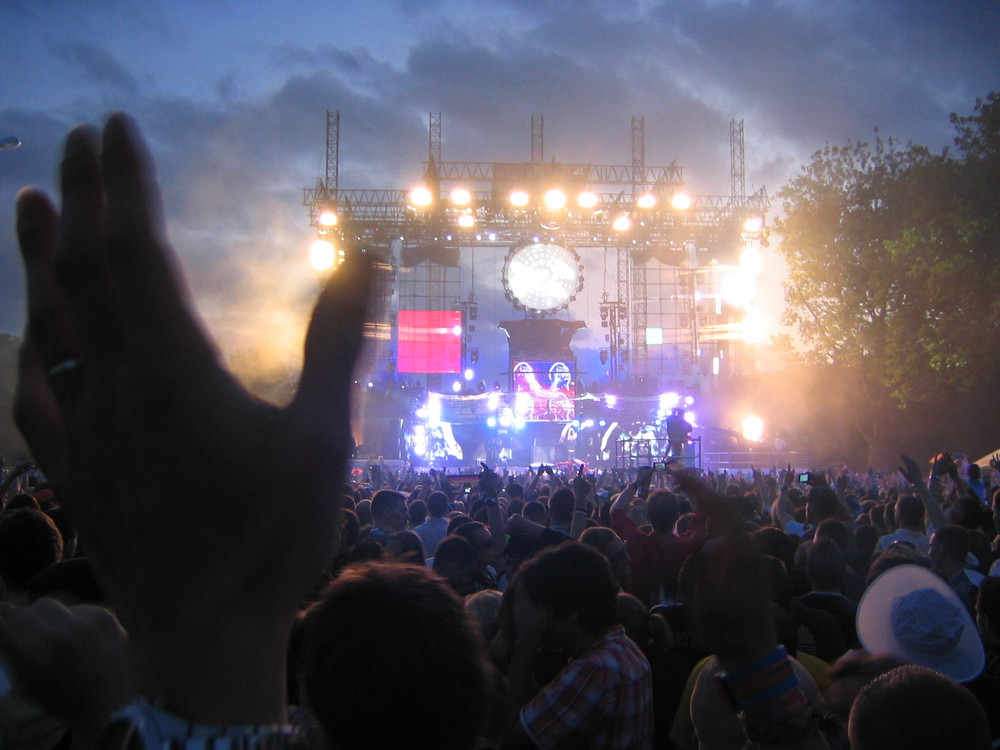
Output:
[1, 0, 997, 340]
[51, 41, 141, 95]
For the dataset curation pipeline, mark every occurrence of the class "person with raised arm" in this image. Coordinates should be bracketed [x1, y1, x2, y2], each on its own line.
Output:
[1, 113, 371, 747]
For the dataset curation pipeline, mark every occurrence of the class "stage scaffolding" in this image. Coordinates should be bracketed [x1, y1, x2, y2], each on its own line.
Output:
[305, 112, 769, 392]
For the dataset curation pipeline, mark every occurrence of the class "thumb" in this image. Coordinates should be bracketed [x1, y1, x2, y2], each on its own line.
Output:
[291, 253, 372, 428]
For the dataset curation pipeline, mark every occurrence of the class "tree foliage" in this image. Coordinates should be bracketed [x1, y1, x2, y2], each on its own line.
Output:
[776, 94, 1000, 434]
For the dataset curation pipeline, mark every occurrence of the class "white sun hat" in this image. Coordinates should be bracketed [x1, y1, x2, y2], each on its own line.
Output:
[856, 563, 984, 683]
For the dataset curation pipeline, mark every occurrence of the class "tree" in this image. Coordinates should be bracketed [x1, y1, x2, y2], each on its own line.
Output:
[775, 94, 1000, 463]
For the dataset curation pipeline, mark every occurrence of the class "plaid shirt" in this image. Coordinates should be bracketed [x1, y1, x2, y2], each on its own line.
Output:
[520, 626, 653, 749]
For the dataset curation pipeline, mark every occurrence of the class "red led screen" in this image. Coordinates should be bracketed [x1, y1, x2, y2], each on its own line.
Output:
[398, 310, 462, 374]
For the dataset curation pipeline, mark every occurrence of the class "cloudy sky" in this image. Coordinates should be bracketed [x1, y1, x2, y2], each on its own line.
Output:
[2, 0, 998, 364]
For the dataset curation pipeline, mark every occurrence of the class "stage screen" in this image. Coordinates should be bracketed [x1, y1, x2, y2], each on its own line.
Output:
[511, 360, 575, 421]
[398, 310, 462, 374]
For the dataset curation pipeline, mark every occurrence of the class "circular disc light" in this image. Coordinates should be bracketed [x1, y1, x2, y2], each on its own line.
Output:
[501, 241, 583, 315]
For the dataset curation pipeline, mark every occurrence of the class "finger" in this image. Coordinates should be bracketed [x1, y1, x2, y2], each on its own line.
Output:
[53, 124, 122, 357]
[100, 113, 208, 355]
[13, 341, 66, 473]
[292, 253, 372, 430]
[16, 188, 77, 371]
[15, 190, 71, 470]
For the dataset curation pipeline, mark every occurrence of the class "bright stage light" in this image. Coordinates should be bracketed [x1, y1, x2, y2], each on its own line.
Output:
[543, 189, 567, 210]
[464, 368, 474, 380]
[450, 187, 472, 206]
[636, 193, 657, 209]
[742, 414, 764, 442]
[487, 391, 501, 411]
[612, 214, 632, 232]
[684, 396, 695, 406]
[743, 216, 764, 233]
[408, 186, 433, 207]
[318, 209, 338, 227]
[427, 393, 442, 426]
[577, 191, 598, 208]
[720, 271, 753, 309]
[659, 392, 680, 412]
[487, 417, 497, 428]
[457, 213, 475, 228]
[741, 305, 767, 344]
[605, 394, 618, 408]
[509, 189, 530, 207]
[740, 245, 762, 275]
[670, 193, 692, 210]
[452, 325, 462, 336]
[310, 239, 336, 271]
[452, 381, 462, 393]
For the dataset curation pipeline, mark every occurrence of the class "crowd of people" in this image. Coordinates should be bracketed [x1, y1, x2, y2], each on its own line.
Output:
[0, 114, 998, 750]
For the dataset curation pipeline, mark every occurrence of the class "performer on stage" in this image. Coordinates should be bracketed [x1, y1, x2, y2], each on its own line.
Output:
[665, 407, 693, 460]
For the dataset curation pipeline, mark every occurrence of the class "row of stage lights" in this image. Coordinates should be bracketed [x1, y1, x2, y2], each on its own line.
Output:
[408, 186, 693, 212]
[314, 198, 766, 237]
[313, 189, 697, 235]
[309, 196, 766, 271]
[406, 186, 697, 233]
